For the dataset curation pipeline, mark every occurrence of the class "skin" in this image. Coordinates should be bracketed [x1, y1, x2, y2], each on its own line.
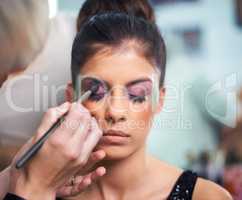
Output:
[64, 46, 233, 200]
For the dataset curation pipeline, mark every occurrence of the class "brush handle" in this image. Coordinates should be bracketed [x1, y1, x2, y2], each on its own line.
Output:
[15, 90, 92, 169]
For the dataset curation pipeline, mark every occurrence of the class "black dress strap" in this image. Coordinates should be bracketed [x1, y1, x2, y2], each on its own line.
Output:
[3, 193, 26, 200]
[167, 170, 198, 200]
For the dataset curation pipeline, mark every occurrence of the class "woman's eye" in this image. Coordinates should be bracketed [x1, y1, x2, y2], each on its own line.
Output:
[89, 93, 106, 101]
[126, 81, 151, 103]
[129, 94, 146, 103]
[81, 77, 107, 101]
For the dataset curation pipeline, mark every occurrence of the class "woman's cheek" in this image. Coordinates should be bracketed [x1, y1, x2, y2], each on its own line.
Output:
[131, 113, 153, 138]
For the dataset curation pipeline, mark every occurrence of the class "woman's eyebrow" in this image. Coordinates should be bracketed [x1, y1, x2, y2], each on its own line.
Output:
[81, 76, 111, 90]
[125, 78, 152, 87]
[81, 76, 152, 88]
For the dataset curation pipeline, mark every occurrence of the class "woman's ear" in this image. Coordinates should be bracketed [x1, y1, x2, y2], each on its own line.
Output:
[65, 82, 74, 102]
[155, 87, 166, 114]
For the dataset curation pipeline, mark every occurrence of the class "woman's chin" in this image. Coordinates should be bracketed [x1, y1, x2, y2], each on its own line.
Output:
[96, 144, 132, 161]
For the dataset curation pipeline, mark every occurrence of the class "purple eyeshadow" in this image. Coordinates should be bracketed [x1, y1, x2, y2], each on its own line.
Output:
[81, 77, 108, 101]
[127, 81, 152, 97]
[81, 77, 152, 102]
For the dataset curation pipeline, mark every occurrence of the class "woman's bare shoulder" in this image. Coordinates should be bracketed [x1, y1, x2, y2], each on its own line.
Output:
[148, 156, 184, 193]
[150, 157, 232, 200]
[193, 177, 233, 200]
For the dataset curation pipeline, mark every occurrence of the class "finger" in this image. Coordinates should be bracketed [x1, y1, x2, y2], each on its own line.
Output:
[64, 166, 106, 187]
[90, 166, 106, 181]
[56, 102, 91, 139]
[91, 167, 106, 181]
[73, 167, 106, 191]
[91, 150, 106, 161]
[63, 175, 84, 187]
[69, 111, 92, 147]
[88, 150, 106, 169]
[56, 167, 106, 198]
[56, 176, 91, 198]
[77, 150, 106, 175]
[35, 102, 70, 140]
[78, 118, 103, 163]
[66, 167, 106, 196]
[56, 186, 73, 198]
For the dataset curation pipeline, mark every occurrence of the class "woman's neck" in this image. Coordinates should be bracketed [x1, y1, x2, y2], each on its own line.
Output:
[96, 146, 149, 198]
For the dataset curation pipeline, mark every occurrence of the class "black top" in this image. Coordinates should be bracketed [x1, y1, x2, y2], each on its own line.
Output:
[4, 170, 198, 200]
[3, 193, 26, 200]
[167, 170, 198, 200]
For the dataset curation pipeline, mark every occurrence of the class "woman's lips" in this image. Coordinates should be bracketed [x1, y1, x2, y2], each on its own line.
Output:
[103, 130, 130, 137]
[99, 130, 130, 145]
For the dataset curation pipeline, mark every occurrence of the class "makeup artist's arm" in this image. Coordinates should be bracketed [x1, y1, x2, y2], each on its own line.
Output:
[4, 102, 104, 200]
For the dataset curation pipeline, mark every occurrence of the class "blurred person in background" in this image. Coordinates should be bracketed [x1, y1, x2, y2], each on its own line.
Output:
[0, 0, 49, 87]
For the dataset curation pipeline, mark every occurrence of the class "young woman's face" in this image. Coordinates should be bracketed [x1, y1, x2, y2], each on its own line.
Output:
[79, 48, 164, 160]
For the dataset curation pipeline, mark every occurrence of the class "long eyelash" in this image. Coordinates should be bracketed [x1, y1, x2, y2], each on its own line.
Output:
[129, 94, 146, 103]
[89, 93, 105, 101]
[89, 93, 146, 103]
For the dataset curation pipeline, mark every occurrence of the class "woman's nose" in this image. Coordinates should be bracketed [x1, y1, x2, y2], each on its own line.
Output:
[104, 86, 128, 124]
[105, 113, 126, 125]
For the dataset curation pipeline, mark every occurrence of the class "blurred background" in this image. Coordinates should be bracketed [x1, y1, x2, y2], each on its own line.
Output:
[0, 0, 242, 198]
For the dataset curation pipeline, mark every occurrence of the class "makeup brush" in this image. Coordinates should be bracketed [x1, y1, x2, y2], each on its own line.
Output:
[15, 85, 98, 169]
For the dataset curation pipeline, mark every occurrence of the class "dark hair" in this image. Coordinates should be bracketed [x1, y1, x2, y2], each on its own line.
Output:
[76, 0, 155, 32]
[71, 12, 166, 91]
